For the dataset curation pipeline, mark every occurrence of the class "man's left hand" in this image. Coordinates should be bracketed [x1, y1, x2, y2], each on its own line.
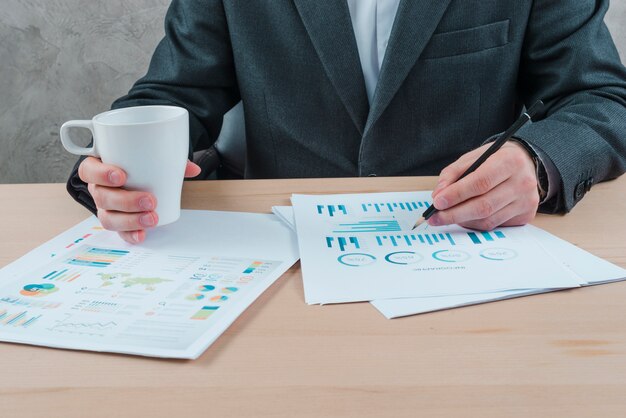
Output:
[429, 142, 540, 230]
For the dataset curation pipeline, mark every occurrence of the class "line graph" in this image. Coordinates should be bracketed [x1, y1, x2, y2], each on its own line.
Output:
[47, 314, 118, 336]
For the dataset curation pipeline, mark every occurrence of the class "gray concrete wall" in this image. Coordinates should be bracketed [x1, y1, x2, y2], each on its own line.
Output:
[1, 0, 625, 184]
[0, 0, 169, 183]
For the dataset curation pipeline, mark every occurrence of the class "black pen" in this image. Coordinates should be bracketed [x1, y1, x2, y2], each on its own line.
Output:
[412, 100, 545, 230]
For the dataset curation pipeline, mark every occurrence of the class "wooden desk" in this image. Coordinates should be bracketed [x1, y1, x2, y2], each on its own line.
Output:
[1, 177, 625, 418]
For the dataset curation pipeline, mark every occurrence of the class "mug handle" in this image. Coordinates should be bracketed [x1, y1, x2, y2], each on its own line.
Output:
[60, 120, 98, 156]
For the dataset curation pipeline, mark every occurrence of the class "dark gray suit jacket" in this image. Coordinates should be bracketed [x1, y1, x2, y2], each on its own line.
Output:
[68, 0, 626, 214]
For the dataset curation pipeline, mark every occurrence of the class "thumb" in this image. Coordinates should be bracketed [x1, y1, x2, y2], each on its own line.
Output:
[184, 160, 202, 178]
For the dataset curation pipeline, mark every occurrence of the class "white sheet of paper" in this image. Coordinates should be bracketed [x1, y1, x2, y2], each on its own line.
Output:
[526, 225, 626, 286]
[0, 210, 299, 359]
[272, 205, 625, 318]
[371, 225, 626, 318]
[291, 192, 581, 304]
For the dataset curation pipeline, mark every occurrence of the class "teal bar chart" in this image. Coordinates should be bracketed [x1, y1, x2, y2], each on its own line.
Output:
[375, 233, 456, 247]
[361, 201, 430, 213]
[317, 204, 347, 217]
[467, 231, 506, 244]
[333, 220, 401, 233]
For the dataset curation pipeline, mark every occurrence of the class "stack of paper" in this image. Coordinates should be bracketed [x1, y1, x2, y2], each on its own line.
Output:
[0, 210, 299, 358]
[274, 190, 626, 318]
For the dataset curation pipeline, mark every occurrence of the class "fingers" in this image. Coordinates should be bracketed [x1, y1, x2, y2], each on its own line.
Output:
[500, 212, 538, 227]
[432, 153, 514, 212]
[78, 157, 127, 187]
[459, 202, 538, 231]
[83, 158, 194, 242]
[88, 184, 157, 213]
[185, 161, 202, 178]
[429, 177, 539, 230]
[118, 230, 147, 245]
[428, 142, 540, 230]
[97, 209, 159, 232]
[429, 181, 517, 228]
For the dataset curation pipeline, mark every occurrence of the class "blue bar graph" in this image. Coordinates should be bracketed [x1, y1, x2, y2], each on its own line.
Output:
[47, 269, 69, 280]
[67, 247, 129, 268]
[375, 233, 456, 247]
[0, 310, 41, 328]
[317, 204, 347, 217]
[468, 232, 481, 244]
[361, 201, 431, 213]
[468, 230, 506, 244]
[22, 315, 41, 327]
[326, 236, 360, 252]
[7, 312, 26, 325]
[481, 231, 494, 241]
[43, 270, 58, 279]
[333, 220, 401, 233]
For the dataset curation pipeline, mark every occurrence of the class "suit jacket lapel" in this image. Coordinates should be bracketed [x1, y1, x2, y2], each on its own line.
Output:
[293, 0, 369, 135]
[365, 0, 453, 135]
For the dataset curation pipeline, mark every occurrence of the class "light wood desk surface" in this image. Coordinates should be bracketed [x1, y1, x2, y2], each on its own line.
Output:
[1, 177, 626, 418]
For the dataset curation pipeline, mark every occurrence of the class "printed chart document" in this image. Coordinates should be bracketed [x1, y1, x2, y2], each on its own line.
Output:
[370, 225, 626, 318]
[272, 206, 545, 313]
[291, 192, 582, 304]
[273, 204, 625, 316]
[0, 210, 299, 359]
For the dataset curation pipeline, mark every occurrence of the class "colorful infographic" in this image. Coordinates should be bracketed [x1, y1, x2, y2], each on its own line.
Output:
[0, 210, 299, 358]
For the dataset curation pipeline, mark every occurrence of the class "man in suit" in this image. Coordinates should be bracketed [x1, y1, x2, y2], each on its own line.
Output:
[68, 0, 626, 244]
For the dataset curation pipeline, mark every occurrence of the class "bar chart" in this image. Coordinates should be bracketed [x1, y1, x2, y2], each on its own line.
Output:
[361, 201, 431, 214]
[190, 306, 220, 320]
[243, 261, 264, 274]
[317, 204, 347, 217]
[375, 233, 456, 247]
[326, 236, 361, 252]
[72, 300, 124, 314]
[0, 309, 41, 328]
[41, 268, 82, 282]
[66, 247, 129, 268]
[0, 296, 60, 310]
[332, 220, 401, 233]
[467, 230, 506, 244]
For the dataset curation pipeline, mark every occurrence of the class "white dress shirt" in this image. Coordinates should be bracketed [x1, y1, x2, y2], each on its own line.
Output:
[346, 0, 401, 104]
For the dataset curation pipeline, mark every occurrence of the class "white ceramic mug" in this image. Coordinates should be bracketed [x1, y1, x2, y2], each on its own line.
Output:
[60, 105, 189, 226]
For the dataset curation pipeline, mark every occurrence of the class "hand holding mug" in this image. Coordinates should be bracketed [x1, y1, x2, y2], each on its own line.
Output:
[60, 105, 199, 244]
[78, 156, 200, 244]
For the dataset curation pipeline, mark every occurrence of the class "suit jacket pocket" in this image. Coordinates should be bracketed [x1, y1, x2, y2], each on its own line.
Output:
[421, 19, 510, 59]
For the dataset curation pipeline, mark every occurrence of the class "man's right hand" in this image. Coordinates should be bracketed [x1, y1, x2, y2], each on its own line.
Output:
[78, 156, 201, 244]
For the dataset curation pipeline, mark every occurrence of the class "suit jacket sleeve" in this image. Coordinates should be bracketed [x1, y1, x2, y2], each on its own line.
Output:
[66, 0, 240, 214]
[514, 0, 626, 213]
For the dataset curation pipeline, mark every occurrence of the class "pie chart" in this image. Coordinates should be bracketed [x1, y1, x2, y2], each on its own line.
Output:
[20, 283, 59, 297]
[198, 285, 215, 292]
[221, 287, 238, 294]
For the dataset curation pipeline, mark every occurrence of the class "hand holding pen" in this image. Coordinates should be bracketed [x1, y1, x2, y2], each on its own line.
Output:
[413, 101, 545, 231]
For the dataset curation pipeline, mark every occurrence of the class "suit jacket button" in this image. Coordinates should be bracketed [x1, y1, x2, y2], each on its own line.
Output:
[574, 182, 586, 200]
[368, 173, 377, 177]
